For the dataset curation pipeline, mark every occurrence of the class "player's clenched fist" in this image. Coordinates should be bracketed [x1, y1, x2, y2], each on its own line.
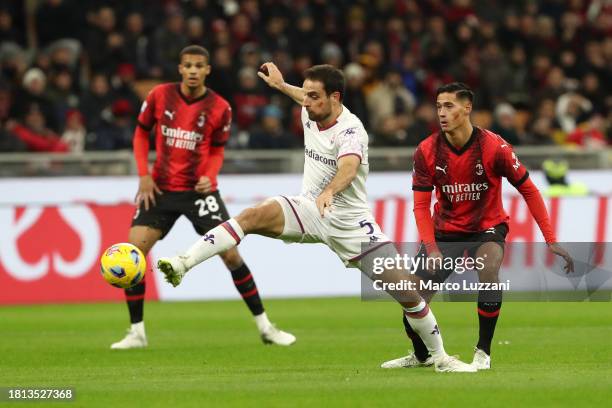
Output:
[257, 62, 285, 90]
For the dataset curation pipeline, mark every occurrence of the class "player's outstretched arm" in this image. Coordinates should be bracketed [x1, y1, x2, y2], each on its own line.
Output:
[257, 62, 304, 105]
[516, 177, 574, 273]
[316, 155, 360, 216]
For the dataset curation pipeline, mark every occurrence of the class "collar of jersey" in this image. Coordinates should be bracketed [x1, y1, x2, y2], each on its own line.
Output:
[441, 126, 479, 155]
[315, 105, 348, 132]
[176, 83, 210, 105]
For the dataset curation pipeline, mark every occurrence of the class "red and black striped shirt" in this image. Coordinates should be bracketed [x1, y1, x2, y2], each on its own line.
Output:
[412, 127, 529, 234]
[136, 83, 231, 191]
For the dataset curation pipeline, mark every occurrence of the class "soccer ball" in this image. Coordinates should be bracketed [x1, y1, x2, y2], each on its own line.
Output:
[100, 243, 146, 289]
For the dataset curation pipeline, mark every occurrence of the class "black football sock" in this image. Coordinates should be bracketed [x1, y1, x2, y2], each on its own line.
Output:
[230, 263, 264, 316]
[477, 289, 502, 355]
[403, 313, 430, 361]
[125, 281, 146, 324]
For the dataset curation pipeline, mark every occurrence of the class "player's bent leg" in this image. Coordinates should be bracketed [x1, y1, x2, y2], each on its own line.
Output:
[157, 199, 286, 287]
[111, 226, 161, 350]
[234, 198, 285, 237]
[219, 248, 296, 346]
[473, 241, 505, 368]
[370, 265, 475, 372]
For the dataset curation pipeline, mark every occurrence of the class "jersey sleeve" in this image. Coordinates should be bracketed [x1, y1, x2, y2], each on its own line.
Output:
[137, 88, 157, 131]
[494, 142, 529, 187]
[412, 145, 434, 191]
[335, 126, 364, 162]
[211, 105, 232, 147]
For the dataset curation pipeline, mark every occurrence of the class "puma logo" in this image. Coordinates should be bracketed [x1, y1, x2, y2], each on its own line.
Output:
[435, 165, 447, 175]
[211, 214, 223, 221]
[164, 110, 175, 120]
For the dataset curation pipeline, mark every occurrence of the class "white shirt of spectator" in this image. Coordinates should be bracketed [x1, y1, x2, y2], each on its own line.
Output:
[300, 105, 370, 215]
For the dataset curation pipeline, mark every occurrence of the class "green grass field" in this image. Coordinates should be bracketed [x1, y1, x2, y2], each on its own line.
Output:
[1, 298, 611, 407]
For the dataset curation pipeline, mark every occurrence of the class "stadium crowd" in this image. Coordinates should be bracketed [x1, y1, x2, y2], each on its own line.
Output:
[0, 0, 610, 153]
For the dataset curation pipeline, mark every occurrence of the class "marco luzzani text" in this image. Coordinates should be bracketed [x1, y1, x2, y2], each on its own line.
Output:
[370, 254, 511, 291]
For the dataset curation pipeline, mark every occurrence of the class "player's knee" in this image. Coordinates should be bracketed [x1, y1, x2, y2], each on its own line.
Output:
[236, 206, 261, 232]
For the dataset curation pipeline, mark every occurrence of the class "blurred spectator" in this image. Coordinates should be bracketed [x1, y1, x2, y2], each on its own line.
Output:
[249, 105, 295, 149]
[261, 15, 290, 53]
[0, 43, 27, 87]
[5, 105, 68, 152]
[491, 103, 521, 146]
[0, 8, 24, 46]
[566, 113, 608, 148]
[151, 10, 188, 79]
[87, 99, 134, 150]
[556, 92, 593, 133]
[208, 46, 236, 104]
[320, 43, 343, 68]
[80, 73, 115, 131]
[230, 13, 256, 54]
[111, 64, 141, 115]
[233, 67, 268, 130]
[343, 63, 369, 130]
[240, 43, 262, 71]
[87, 6, 126, 75]
[405, 102, 438, 146]
[61, 109, 86, 153]
[122, 12, 152, 78]
[186, 16, 209, 48]
[290, 12, 323, 61]
[12, 68, 59, 132]
[367, 69, 416, 145]
[46, 68, 79, 128]
[531, 98, 564, 145]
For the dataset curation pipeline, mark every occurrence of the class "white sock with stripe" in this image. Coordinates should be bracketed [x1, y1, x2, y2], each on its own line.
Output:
[182, 218, 245, 269]
[403, 301, 447, 360]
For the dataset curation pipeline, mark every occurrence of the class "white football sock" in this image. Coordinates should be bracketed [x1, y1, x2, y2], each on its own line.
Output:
[404, 301, 446, 360]
[131, 321, 145, 336]
[182, 218, 245, 269]
[254, 312, 272, 333]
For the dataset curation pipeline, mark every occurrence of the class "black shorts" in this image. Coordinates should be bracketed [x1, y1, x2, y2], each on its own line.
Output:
[414, 223, 509, 283]
[131, 190, 230, 239]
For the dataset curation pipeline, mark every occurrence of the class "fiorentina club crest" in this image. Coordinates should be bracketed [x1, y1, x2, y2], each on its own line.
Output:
[203, 234, 215, 244]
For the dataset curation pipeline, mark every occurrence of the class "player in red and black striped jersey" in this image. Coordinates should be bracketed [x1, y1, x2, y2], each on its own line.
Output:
[111, 45, 295, 350]
[381, 83, 573, 370]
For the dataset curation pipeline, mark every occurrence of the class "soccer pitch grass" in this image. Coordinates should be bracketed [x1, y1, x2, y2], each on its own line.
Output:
[1, 298, 611, 407]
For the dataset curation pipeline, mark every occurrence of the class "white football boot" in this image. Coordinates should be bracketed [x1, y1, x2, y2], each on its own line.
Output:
[381, 352, 434, 368]
[434, 354, 478, 373]
[110, 324, 148, 350]
[471, 348, 491, 370]
[260, 325, 297, 346]
[157, 256, 189, 287]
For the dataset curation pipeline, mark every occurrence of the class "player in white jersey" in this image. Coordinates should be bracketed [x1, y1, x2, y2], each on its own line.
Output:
[156, 63, 475, 372]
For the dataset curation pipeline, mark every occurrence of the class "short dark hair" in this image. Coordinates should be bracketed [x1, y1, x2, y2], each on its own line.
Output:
[303, 64, 345, 101]
[179, 45, 210, 62]
[436, 82, 474, 103]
